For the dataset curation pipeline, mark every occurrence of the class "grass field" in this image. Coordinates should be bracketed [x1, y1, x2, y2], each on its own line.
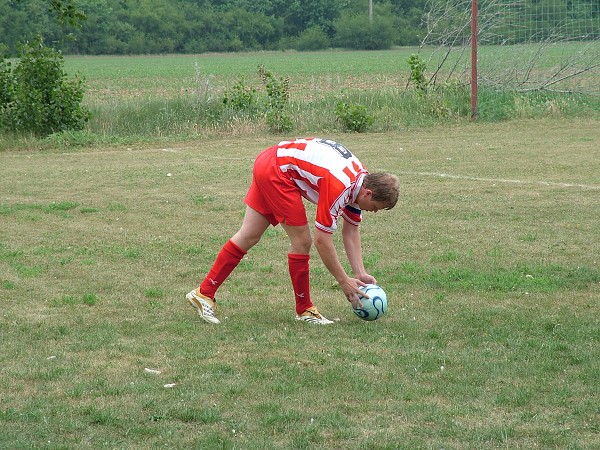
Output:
[64, 49, 423, 101]
[64, 44, 599, 105]
[1, 118, 599, 448]
[1, 47, 597, 151]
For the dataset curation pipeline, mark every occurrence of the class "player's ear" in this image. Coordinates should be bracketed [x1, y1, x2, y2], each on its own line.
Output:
[358, 186, 373, 202]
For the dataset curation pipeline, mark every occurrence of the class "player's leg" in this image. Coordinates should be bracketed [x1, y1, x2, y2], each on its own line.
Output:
[281, 222, 312, 312]
[188, 206, 270, 324]
[201, 206, 270, 296]
[230, 206, 272, 252]
[282, 222, 334, 325]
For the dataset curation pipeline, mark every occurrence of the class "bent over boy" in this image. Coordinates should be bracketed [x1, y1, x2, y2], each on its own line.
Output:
[186, 138, 399, 324]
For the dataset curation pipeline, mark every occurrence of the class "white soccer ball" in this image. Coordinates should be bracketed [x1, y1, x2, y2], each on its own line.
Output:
[352, 284, 388, 321]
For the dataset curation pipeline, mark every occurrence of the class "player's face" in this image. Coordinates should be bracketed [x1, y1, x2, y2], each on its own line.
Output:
[360, 198, 387, 212]
[357, 189, 387, 212]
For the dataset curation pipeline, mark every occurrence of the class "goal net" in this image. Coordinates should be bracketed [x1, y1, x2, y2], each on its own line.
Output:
[419, 0, 599, 96]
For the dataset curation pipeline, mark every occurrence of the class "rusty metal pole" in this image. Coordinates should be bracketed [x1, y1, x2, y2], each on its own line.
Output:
[471, 0, 478, 120]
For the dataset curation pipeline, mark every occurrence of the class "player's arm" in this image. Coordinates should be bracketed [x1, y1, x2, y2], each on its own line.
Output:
[313, 227, 364, 308]
[341, 220, 377, 285]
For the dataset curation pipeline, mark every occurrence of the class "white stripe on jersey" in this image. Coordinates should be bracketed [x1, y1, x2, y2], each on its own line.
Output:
[276, 139, 367, 233]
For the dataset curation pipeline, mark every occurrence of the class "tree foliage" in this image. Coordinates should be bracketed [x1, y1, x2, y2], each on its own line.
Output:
[334, 4, 397, 50]
[47, 0, 87, 26]
[1, 0, 596, 55]
[1, 0, 428, 55]
[0, 36, 90, 136]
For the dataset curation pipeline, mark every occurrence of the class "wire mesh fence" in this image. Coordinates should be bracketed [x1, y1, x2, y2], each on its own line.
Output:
[418, 0, 600, 96]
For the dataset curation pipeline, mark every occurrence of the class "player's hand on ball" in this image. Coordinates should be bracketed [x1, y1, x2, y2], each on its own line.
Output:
[353, 284, 388, 321]
[356, 272, 377, 285]
[340, 276, 367, 308]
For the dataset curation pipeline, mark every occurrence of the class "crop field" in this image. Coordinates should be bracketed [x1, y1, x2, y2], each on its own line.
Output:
[65, 49, 423, 105]
[64, 43, 599, 107]
[1, 116, 599, 448]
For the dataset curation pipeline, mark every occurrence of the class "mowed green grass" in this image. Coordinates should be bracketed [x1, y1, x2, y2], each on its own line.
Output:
[1, 119, 599, 449]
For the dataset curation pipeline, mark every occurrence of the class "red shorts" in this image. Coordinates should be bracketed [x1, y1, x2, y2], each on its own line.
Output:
[244, 146, 308, 227]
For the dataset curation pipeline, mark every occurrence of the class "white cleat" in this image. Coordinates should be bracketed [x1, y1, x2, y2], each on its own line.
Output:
[295, 306, 334, 325]
[186, 289, 220, 324]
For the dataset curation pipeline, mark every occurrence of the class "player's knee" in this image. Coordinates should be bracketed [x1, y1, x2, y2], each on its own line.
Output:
[245, 233, 264, 248]
[232, 229, 263, 250]
[292, 235, 312, 254]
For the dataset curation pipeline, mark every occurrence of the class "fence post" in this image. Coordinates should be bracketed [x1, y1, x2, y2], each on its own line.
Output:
[471, 0, 478, 120]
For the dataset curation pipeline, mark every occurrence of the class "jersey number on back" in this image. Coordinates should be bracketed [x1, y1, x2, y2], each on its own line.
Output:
[317, 139, 353, 159]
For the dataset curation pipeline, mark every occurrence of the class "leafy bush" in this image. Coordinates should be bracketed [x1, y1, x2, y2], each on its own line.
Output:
[295, 26, 330, 51]
[0, 56, 14, 110]
[407, 54, 428, 93]
[223, 79, 258, 112]
[335, 101, 374, 132]
[258, 65, 292, 133]
[333, 13, 394, 50]
[0, 36, 90, 136]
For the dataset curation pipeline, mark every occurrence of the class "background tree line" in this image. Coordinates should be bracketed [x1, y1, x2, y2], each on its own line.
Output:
[1, 0, 425, 54]
[2, 0, 597, 55]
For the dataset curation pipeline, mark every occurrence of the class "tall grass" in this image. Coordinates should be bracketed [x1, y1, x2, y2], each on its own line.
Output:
[82, 85, 600, 143]
[2, 49, 599, 149]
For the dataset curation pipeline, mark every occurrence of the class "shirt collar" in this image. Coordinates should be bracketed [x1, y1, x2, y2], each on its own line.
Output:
[351, 171, 368, 203]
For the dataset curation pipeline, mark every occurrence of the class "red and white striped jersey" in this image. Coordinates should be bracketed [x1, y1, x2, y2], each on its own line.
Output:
[275, 138, 368, 233]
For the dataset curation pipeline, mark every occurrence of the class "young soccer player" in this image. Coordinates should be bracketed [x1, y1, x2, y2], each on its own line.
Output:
[186, 138, 399, 324]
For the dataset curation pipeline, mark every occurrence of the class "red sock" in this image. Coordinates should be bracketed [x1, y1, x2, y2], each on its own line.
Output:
[199, 240, 246, 299]
[288, 253, 312, 314]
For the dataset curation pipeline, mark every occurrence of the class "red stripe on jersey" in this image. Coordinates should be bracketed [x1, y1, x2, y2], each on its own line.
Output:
[278, 156, 348, 230]
[343, 166, 357, 182]
[278, 141, 307, 150]
[277, 155, 336, 184]
[284, 168, 319, 194]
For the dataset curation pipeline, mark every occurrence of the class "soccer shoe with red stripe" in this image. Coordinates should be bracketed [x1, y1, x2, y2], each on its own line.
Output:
[186, 289, 220, 324]
[295, 306, 334, 325]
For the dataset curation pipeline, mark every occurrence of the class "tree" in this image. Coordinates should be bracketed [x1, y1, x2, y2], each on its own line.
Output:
[47, 0, 87, 26]
[267, 0, 342, 37]
[0, 37, 90, 135]
[0, 2, 89, 135]
[296, 25, 331, 51]
[334, 3, 396, 50]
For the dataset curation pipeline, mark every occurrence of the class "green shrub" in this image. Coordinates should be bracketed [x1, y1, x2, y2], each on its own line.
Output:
[408, 53, 428, 93]
[0, 36, 90, 136]
[295, 26, 330, 51]
[258, 65, 292, 133]
[223, 79, 258, 112]
[333, 13, 394, 50]
[0, 52, 16, 120]
[335, 101, 374, 132]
